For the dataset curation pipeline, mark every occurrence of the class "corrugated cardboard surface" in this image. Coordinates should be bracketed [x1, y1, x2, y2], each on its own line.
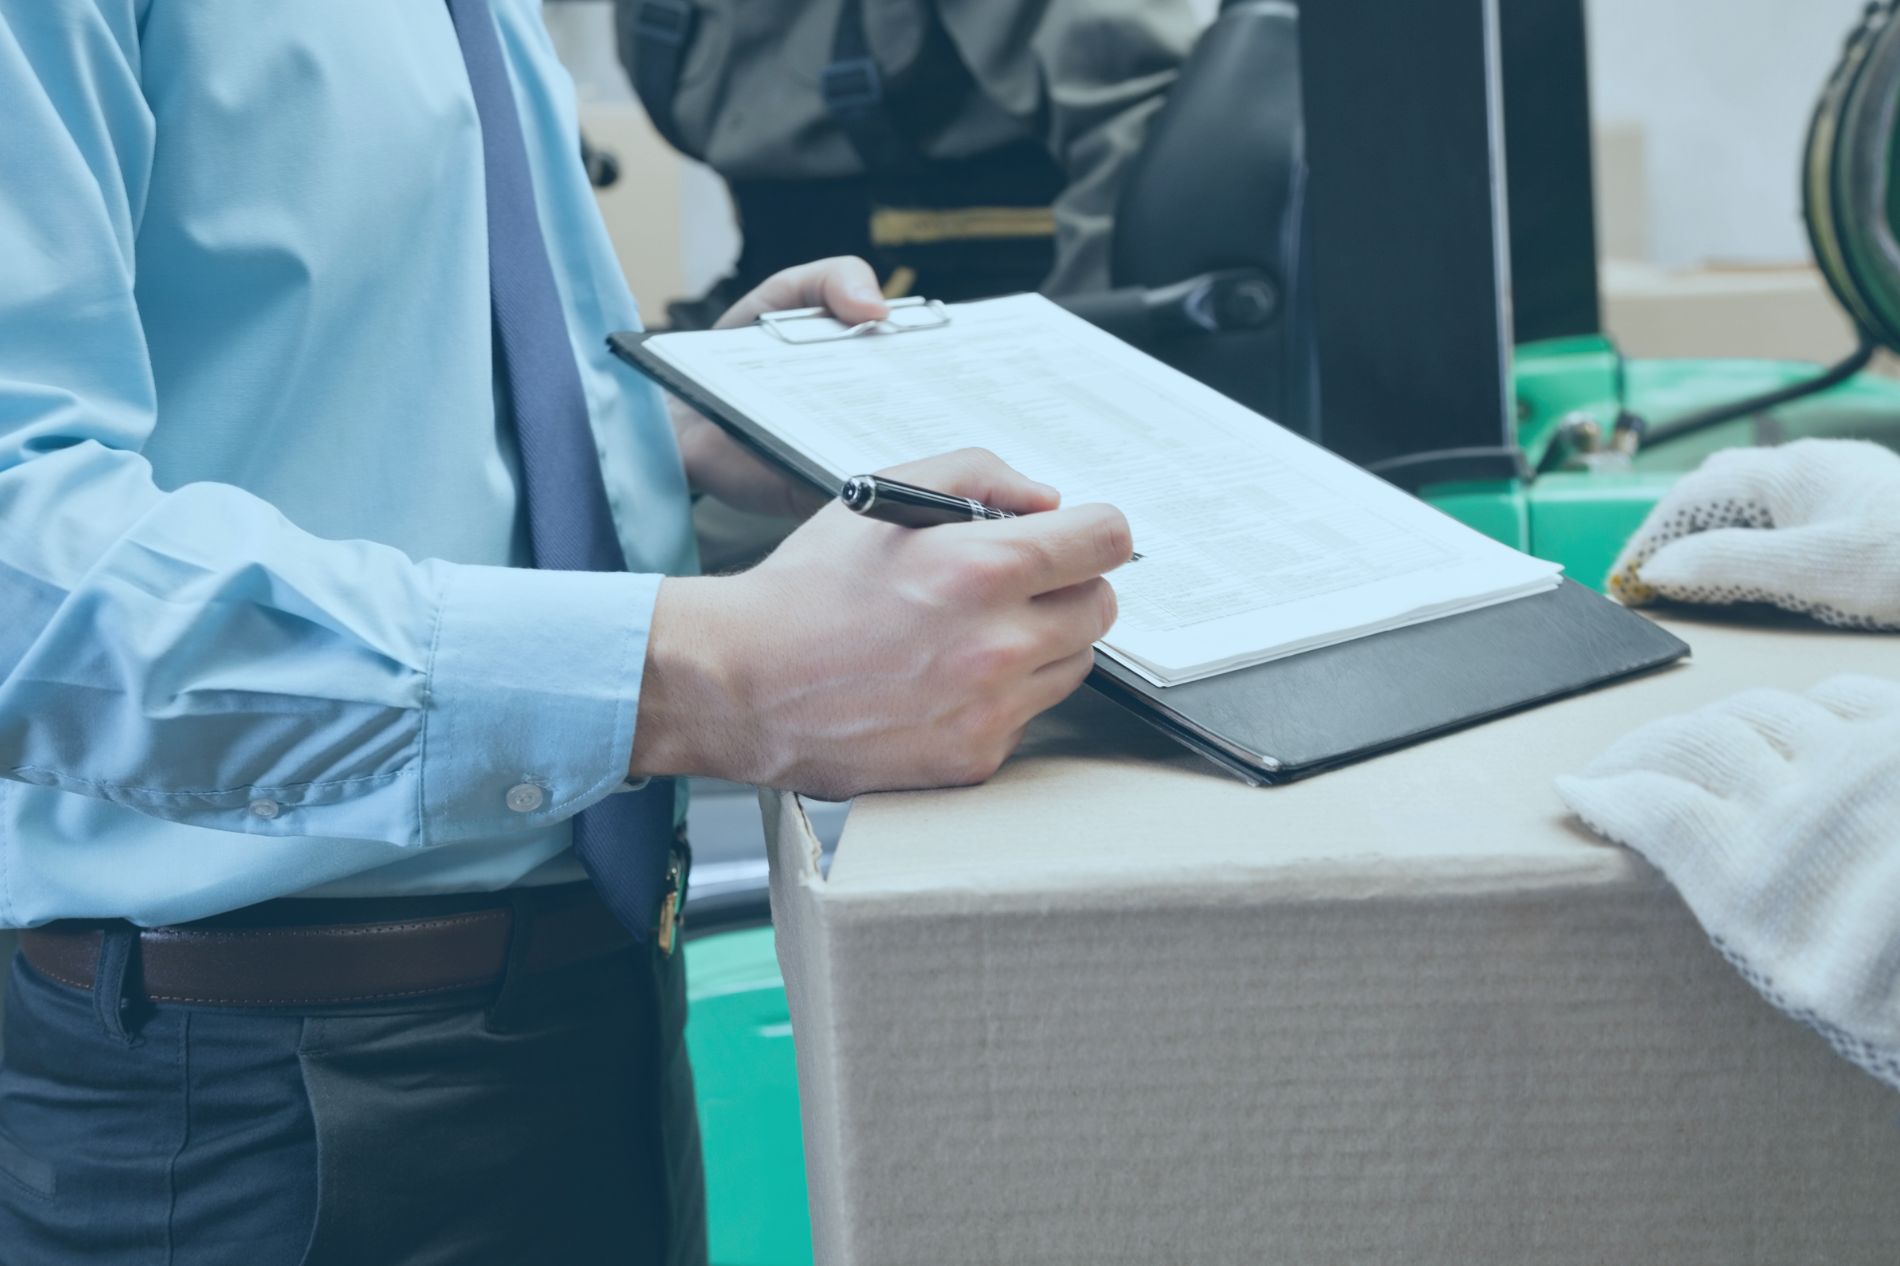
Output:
[767, 612, 1900, 1264]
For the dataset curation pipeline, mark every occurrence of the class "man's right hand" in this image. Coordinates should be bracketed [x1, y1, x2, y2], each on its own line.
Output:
[628, 448, 1133, 799]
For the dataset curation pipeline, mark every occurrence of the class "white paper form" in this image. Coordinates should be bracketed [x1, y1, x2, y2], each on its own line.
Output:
[644, 293, 1560, 685]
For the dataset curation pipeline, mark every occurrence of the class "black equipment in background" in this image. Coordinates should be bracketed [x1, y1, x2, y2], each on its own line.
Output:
[580, 133, 621, 189]
[1064, 0, 1609, 481]
[1608, 0, 1891, 450]
[1299, 0, 1523, 487]
[1807, 0, 1900, 352]
[1501, 0, 1603, 345]
[1061, 1, 1315, 438]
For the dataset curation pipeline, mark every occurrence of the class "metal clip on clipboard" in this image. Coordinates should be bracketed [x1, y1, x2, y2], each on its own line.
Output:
[757, 295, 952, 345]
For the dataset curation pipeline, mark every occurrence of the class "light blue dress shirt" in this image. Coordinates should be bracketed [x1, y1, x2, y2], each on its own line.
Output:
[0, 1, 698, 926]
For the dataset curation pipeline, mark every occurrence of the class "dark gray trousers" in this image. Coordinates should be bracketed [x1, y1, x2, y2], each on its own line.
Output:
[0, 932, 706, 1265]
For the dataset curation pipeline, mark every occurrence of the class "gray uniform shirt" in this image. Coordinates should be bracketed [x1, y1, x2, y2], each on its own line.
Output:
[657, 0, 1204, 294]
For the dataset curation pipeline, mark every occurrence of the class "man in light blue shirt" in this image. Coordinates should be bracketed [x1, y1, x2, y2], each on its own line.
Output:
[0, 2, 1129, 1261]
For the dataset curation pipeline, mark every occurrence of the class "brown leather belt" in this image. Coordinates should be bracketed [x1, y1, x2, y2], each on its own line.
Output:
[18, 884, 634, 1008]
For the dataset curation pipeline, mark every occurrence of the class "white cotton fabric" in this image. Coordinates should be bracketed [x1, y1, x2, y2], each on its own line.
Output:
[1608, 439, 1900, 629]
[1556, 674, 1900, 1092]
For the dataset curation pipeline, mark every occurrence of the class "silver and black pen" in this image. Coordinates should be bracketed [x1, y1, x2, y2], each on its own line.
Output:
[839, 474, 1141, 560]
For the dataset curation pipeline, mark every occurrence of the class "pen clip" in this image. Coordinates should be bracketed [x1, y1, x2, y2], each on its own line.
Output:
[757, 296, 952, 345]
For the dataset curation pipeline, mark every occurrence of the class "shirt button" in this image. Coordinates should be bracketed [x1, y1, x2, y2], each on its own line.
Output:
[249, 798, 281, 820]
[505, 783, 546, 813]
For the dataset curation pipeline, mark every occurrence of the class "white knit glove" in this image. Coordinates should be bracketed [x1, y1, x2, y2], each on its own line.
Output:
[1608, 438, 1900, 629]
[1555, 674, 1900, 1092]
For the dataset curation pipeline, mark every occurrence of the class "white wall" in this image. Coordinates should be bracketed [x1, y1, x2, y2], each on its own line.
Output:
[1585, 0, 1866, 267]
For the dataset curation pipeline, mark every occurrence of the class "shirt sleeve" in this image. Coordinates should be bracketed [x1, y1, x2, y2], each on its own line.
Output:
[936, 0, 1202, 295]
[0, 1, 658, 850]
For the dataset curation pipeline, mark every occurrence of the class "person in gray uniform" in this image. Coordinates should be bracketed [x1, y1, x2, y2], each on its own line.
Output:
[619, 0, 1201, 328]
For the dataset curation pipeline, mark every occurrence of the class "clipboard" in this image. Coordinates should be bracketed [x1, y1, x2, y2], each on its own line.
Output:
[610, 307, 951, 496]
[756, 295, 952, 345]
[608, 303, 1689, 786]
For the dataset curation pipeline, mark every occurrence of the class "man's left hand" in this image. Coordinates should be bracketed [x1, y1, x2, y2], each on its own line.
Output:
[669, 256, 889, 520]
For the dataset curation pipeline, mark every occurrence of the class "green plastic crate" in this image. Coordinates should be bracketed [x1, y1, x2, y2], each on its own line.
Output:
[685, 926, 815, 1266]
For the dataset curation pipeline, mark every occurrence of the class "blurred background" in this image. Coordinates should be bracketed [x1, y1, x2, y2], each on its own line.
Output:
[548, 0, 1869, 364]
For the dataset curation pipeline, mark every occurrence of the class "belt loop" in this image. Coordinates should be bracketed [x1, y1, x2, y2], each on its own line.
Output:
[483, 891, 540, 1034]
[93, 926, 143, 1045]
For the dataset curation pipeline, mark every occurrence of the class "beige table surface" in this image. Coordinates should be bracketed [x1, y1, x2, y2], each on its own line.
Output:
[828, 611, 1900, 899]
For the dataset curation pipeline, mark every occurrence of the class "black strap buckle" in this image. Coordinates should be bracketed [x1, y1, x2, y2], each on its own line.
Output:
[821, 56, 885, 113]
[636, 0, 694, 47]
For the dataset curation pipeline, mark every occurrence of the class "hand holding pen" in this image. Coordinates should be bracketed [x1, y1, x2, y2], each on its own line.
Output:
[631, 448, 1133, 800]
[841, 474, 1142, 560]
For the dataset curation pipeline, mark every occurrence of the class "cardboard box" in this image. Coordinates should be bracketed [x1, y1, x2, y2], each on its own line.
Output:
[767, 614, 1900, 1264]
[1601, 259, 1862, 365]
[1592, 120, 1649, 264]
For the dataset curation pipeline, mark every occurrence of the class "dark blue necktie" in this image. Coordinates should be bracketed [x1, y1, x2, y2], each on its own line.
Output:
[447, 0, 676, 941]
